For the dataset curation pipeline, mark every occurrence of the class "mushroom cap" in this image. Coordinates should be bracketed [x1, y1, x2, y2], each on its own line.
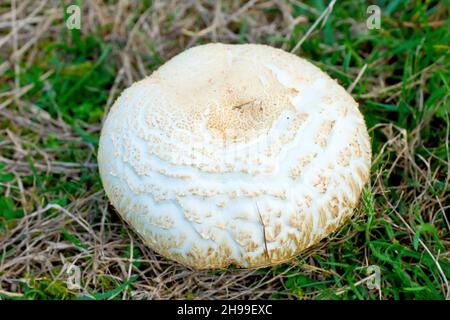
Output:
[98, 43, 371, 269]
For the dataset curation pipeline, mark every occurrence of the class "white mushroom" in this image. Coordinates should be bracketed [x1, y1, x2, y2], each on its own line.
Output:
[98, 43, 371, 269]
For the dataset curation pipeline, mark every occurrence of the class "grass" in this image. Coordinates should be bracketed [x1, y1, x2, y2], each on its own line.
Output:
[0, 0, 449, 300]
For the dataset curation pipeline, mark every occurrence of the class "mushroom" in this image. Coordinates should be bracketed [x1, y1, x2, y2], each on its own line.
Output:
[98, 43, 371, 269]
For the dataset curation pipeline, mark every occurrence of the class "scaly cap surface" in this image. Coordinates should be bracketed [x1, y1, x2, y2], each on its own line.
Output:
[98, 43, 371, 269]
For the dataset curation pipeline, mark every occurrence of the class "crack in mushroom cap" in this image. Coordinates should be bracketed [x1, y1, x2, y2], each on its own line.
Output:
[98, 43, 372, 269]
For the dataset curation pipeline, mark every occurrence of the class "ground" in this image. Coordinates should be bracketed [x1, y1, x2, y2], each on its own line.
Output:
[0, 0, 448, 300]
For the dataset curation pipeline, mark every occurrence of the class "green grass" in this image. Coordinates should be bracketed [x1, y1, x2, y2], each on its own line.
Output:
[0, 0, 448, 299]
